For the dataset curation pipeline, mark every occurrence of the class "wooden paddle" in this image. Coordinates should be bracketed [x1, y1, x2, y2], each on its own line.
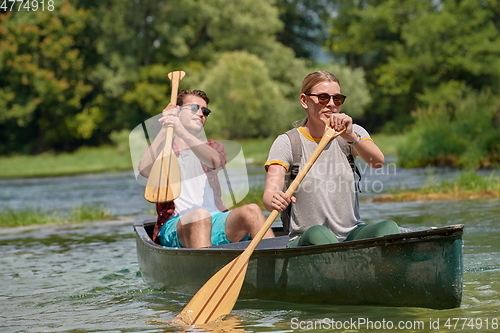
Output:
[144, 71, 185, 203]
[176, 125, 346, 326]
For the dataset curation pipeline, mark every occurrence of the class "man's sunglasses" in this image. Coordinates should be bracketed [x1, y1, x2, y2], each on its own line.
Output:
[306, 93, 347, 106]
[182, 104, 211, 117]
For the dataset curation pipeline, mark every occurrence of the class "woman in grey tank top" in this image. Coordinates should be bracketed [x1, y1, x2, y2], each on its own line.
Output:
[263, 71, 400, 247]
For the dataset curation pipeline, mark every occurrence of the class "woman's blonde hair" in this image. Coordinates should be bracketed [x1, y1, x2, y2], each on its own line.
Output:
[294, 71, 341, 127]
[301, 71, 340, 94]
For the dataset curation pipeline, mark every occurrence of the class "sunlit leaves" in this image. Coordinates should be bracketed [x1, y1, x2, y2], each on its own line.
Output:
[326, 0, 500, 130]
[0, 0, 371, 154]
[0, 4, 92, 152]
[200, 52, 289, 139]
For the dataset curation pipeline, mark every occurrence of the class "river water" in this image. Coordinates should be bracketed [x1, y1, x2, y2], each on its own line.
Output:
[1, 162, 499, 332]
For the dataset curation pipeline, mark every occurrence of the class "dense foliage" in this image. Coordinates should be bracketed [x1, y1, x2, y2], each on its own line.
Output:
[397, 89, 500, 169]
[327, 0, 500, 133]
[2, 0, 500, 170]
[0, 0, 371, 154]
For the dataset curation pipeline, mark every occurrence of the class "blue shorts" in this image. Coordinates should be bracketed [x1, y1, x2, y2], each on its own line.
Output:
[157, 211, 249, 248]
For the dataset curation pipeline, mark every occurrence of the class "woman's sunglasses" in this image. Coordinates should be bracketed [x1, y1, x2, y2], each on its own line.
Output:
[306, 93, 347, 106]
[181, 104, 211, 117]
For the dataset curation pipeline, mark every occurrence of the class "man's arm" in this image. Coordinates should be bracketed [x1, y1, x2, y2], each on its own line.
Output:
[177, 133, 223, 170]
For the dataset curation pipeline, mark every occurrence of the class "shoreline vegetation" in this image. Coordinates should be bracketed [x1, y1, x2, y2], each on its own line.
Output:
[1, 136, 499, 228]
[0, 134, 398, 179]
[371, 171, 500, 202]
[0, 204, 114, 228]
[2, 171, 499, 228]
[0, 145, 133, 179]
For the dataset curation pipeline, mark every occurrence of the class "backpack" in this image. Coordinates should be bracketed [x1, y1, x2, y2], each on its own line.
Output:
[280, 128, 361, 233]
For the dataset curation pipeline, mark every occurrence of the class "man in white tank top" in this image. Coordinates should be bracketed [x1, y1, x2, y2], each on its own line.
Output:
[139, 90, 274, 248]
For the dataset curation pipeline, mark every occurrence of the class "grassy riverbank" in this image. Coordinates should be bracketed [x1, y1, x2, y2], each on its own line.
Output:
[0, 133, 400, 179]
[0, 146, 133, 179]
[2, 172, 499, 228]
[0, 204, 113, 228]
[374, 171, 500, 202]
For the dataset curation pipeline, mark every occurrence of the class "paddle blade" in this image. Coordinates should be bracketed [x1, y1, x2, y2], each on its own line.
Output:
[176, 254, 250, 325]
[144, 150, 181, 203]
[143, 70, 186, 203]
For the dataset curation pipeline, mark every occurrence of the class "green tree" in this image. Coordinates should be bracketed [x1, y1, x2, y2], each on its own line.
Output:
[87, 0, 302, 134]
[397, 89, 500, 169]
[2, 0, 372, 155]
[0, 3, 92, 154]
[200, 51, 291, 139]
[326, 0, 500, 132]
[274, 0, 333, 59]
[0, 0, 301, 153]
[119, 0, 309, 134]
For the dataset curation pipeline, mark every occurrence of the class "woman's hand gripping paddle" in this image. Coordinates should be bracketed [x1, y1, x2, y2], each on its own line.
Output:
[144, 71, 185, 203]
[176, 124, 346, 326]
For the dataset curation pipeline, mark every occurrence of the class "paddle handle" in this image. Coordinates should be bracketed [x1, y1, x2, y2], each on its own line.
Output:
[169, 71, 184, 102]
[162, 125, 175, 158]
[245, 127, 345, 254]
[163, 71, 186, 152]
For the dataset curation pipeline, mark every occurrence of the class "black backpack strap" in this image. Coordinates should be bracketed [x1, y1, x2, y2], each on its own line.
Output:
[347, 153, 362, 192]
[281, 128, 302, 234]
[285, 128, 302, 181]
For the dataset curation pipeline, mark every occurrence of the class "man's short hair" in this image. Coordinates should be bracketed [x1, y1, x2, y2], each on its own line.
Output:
[177, 90, 210, 106]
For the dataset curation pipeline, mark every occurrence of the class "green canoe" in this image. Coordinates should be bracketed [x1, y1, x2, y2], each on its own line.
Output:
[134, 215, 463, 309]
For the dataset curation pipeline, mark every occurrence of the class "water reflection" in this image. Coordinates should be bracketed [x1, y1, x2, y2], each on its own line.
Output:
[0, 161, 498, 216]
[1, 198, 499, 332]
[0, 172, 149, 216]
[1, 165, 499, 332]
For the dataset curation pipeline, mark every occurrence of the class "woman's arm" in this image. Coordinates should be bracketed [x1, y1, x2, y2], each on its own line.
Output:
[346, 133, 385, 168]
[263, 164, 296, 212]
[330, 113, 384, 168]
